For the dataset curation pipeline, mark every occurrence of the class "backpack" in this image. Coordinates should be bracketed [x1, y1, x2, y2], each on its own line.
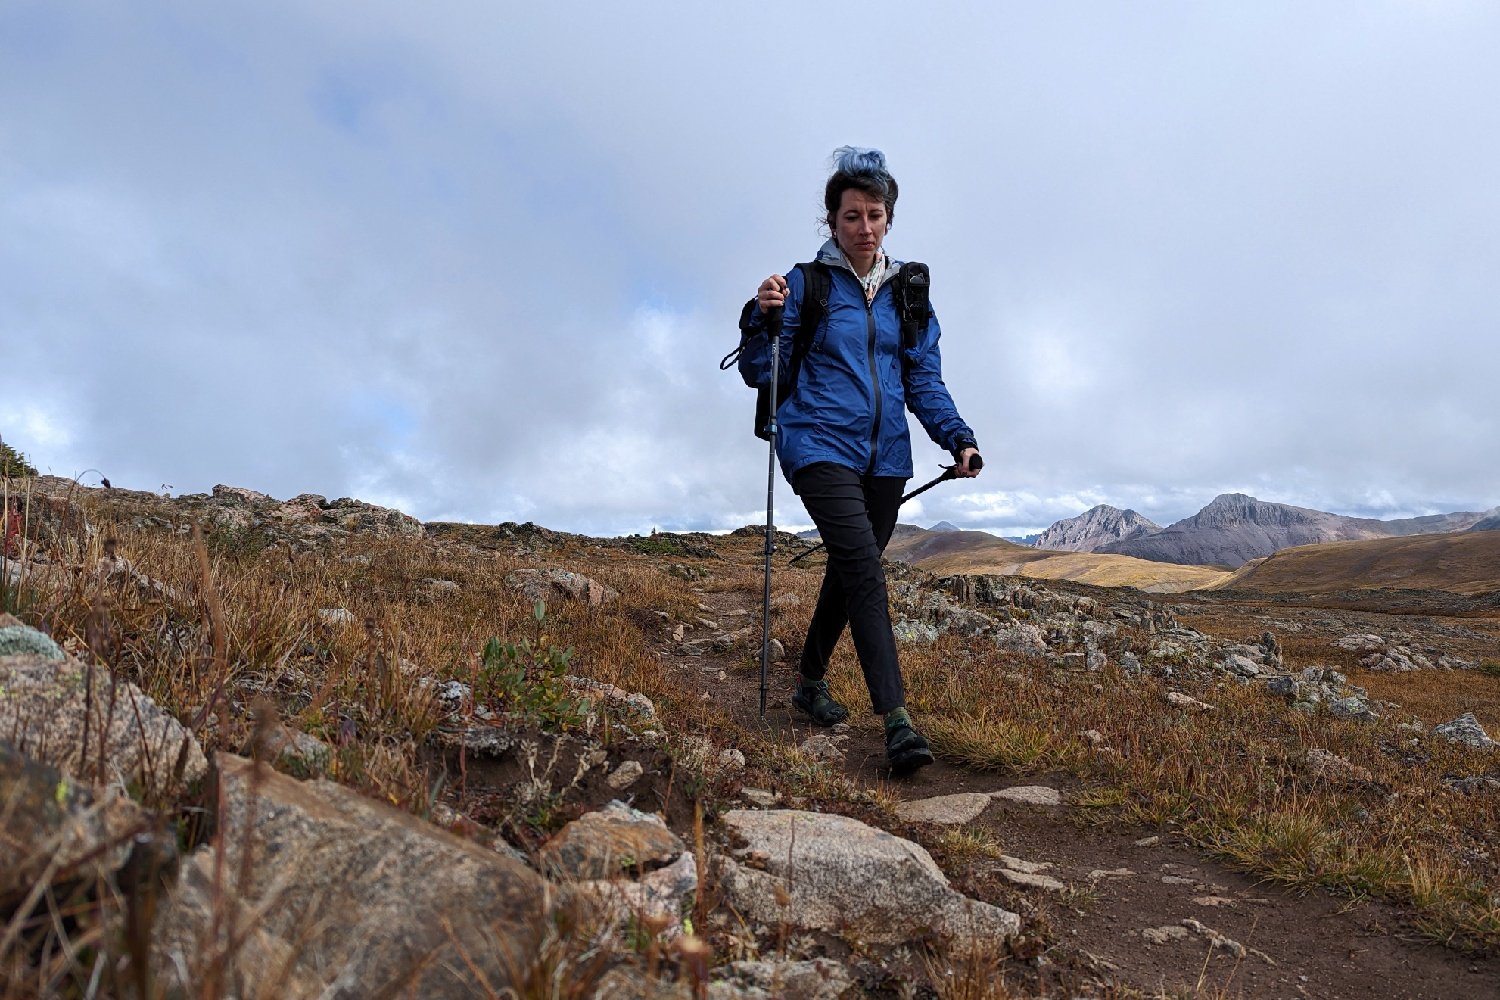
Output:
[720, 260, 932, 440]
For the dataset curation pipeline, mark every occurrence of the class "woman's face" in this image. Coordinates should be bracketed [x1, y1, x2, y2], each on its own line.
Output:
[833, 187, 888, 263]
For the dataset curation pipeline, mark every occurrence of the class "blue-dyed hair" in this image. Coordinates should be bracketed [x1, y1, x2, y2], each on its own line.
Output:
[824, 145, 898, 231]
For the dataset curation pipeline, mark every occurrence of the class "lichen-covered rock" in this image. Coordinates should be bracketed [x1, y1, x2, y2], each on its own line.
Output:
[506, 568, 619, 607]
[1328, 695, 1378, 722]
[0, 651, 206, 797]
[892, 619, 939, 644]
[0, 621, 64, 660]
[1433, 712, 1498, 750]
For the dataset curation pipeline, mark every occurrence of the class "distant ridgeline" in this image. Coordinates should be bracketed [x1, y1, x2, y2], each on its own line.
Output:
[1032, 494, 1500, 569]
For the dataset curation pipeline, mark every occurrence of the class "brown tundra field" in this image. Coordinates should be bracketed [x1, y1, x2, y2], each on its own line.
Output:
[3, 474, 1499, 999]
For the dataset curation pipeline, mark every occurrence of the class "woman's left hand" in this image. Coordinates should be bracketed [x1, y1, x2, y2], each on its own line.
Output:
[954, 448, 981, 477]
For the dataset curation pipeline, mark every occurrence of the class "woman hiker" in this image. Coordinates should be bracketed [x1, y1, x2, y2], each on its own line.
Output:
[738, 146, 981, 773]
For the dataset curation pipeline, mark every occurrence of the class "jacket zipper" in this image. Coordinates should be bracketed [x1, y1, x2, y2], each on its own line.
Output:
[864, 296, 881, 476]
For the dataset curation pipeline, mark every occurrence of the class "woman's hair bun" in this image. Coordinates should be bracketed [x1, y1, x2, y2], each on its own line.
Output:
[830, 146, 889, 177]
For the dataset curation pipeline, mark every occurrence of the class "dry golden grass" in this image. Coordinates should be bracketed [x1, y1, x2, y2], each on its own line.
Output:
[1222, 531, 1500, 595]
[885, 530, 1231, 593]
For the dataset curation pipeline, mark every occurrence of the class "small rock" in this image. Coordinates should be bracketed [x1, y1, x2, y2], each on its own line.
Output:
[741, 787, 779, 808]
[1134, 836, 1161, 847]
[537, 800, 684, 880]
[428, 679, 471, 714]
[768, 638, 785, 662]
[714, 958, 853, 1000]
[1263, 675, 1299, 699]
[999, 868, 1066, 892]
[797, 733, 846, 762]
[1166, 691, 1215, 712]
[718, 748, 747, 771]
[1223, 653, 1261, 678]
[992, 785, 1063, 807]
[260, 725, 333, 778]
[1080, 729, 1106, 746]
[1306, 748, 1373, 784]
[999, 855, 1054, 875]
[1143, 925, 1189, 944]
[606, 760, 645, 790]
[317, 607, 356, 627]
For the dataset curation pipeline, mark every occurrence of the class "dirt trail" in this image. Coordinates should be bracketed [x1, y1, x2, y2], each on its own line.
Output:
[661, 587, 1500, 1000]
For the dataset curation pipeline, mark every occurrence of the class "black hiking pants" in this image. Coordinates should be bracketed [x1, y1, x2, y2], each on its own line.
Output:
[791, 461, 908, 715]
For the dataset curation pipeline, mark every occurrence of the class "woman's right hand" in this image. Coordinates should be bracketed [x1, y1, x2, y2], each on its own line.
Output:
[756, 274, 789, 311]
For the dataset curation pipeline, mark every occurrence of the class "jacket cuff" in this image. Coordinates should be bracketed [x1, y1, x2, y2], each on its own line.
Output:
[949, 436, 978, 462]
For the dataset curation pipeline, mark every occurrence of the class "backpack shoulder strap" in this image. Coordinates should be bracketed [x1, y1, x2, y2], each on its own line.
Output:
[790, 261, 830, 361]
[891, 261, 931, 354]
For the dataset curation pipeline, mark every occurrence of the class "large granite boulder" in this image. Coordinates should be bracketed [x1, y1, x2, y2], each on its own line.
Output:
[151, 754, 555, 999]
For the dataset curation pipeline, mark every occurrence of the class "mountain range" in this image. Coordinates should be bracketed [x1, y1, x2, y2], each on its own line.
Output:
[1034, 494, 1499, 569]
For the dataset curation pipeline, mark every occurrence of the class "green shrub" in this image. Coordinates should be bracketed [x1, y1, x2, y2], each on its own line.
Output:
[477, 602, 587, 730]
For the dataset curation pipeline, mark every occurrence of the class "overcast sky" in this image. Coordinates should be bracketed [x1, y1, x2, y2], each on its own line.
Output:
[4, 2, 1498, 537]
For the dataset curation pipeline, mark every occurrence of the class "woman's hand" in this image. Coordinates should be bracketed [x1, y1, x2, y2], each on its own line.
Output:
[757, 274, 789, 311]
[954, 448, 981, 477]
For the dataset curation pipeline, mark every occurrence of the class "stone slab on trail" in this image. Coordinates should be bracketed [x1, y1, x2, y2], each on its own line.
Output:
[720, 808, 1018, 947]
[894, 791, 993, 825]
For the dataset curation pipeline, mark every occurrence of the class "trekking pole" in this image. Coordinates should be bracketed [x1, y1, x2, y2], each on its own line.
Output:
[787, 453, 983, 566]
[758, 300, 785, 719]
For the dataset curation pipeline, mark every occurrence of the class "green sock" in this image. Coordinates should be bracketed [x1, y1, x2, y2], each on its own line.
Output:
[884, 707, 911, 731]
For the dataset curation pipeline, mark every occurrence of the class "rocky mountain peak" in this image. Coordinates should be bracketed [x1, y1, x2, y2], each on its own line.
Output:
[1189, 494, 1325, 529]
[1034, 504, 1161, 553]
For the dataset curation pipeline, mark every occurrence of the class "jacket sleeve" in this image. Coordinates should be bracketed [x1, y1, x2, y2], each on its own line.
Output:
[902, 304, 978, 457]
[736, 266, 805, 389]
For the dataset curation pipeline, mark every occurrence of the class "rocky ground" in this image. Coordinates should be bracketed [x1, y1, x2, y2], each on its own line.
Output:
[3, 477, 1499, 998]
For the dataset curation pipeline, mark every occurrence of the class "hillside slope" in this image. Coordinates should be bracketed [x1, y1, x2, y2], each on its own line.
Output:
[1221, 530, 1500, 595]
[885, 527, 1230, 592]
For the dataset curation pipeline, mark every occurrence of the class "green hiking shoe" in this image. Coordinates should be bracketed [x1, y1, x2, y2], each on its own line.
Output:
[885, 718, 934, 775]
[790, 679, 850, 727]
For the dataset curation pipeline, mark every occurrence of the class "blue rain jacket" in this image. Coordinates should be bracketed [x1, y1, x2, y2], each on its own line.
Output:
[739, 240, 976, 481]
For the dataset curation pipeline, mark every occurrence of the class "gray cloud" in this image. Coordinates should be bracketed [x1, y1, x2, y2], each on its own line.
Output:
[3, 2, 1497, 538]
